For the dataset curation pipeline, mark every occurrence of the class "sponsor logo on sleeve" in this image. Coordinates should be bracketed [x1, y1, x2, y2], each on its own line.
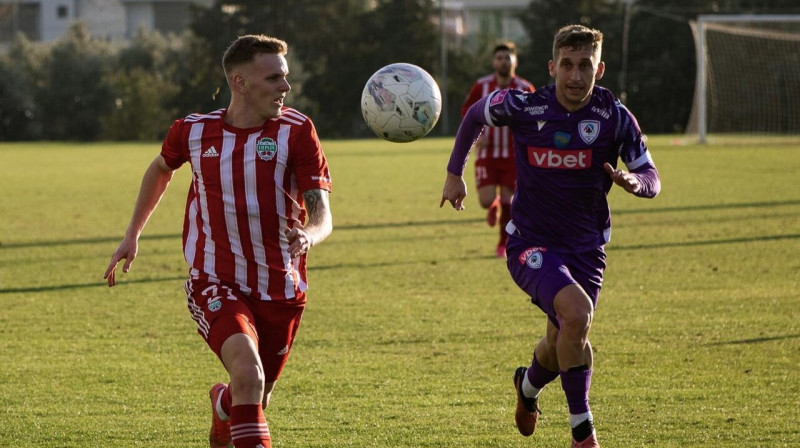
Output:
[490, 89, 509, 106]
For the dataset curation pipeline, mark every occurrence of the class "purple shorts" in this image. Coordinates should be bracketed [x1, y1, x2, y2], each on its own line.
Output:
[505, 234, 606, 328]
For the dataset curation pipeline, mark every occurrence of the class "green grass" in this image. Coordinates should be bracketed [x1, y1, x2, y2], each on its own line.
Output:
[0, 137, 798, 447]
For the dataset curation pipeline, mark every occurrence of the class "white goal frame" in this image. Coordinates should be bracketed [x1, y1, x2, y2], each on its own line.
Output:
[693, 14, 800, 143]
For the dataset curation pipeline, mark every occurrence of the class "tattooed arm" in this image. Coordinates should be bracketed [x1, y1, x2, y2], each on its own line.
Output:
[285, 188, 333, 258]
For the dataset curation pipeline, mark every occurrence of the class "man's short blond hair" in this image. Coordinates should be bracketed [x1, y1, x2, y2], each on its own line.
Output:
[222, 34, 288, 75]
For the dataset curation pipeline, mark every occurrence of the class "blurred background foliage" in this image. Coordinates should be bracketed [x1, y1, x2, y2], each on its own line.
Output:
[1, 0, 799, 141]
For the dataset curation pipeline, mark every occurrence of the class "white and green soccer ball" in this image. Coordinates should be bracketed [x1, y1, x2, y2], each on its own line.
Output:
[360, 63, 442, 143]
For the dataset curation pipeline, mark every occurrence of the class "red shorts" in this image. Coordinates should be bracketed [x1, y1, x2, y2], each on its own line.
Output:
[475, 158, 516, 190]
[185, 277, 305, 382]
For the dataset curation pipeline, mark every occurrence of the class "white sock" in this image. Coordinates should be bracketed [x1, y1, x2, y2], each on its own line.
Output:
[569, 411, 592, 428]
[521, 374, 543, 399]
[215, 388, 230, 422]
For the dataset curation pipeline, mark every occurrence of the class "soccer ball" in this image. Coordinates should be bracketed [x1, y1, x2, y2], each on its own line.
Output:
[361, 63, 442, 143]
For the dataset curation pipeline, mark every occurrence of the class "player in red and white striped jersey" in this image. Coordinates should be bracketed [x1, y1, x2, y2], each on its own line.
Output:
[104, 35, 332, 448]
[461, 42, 535, 258]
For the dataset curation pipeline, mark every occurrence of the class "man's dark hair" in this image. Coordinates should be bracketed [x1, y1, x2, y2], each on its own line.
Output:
[552, 25, 603, 60]
[493, 41, 517, 56]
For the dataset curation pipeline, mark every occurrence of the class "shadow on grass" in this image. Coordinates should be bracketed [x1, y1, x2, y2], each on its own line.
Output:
[0, 276, 187, 294]
[615, 198, 800, 215]
[4, 198, 800, 251]
[311, 253, 501, 271]
[0, 253, 500, 294]
[706, 334, 800, 346]
[2, 199, 798, 294]
[0, 218, 484, 250]
[611, 233, 800, 251]
[0, 233, 182, 249]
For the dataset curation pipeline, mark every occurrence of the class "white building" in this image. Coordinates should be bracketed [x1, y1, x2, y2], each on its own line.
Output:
[0, 0, 530, 48]
[442, 0, 530, 48]
[0, 0, 212, 43]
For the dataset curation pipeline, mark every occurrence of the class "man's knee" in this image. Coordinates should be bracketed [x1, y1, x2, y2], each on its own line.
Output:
[233, 361, 265, 389]
[554, 285, 594, 336]
[477, 185, 498, 208]
[221, 333, 266, 398]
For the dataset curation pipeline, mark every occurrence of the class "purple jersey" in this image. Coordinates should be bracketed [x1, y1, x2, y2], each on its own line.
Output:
[454, 85, 654, 252]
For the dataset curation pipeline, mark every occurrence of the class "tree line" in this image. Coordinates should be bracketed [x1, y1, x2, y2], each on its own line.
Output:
[1, 0, 798, 141]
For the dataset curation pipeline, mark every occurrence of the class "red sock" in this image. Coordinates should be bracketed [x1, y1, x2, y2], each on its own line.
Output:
[230, 404, 271, 448]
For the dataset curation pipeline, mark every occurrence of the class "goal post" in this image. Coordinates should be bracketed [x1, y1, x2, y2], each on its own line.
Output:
[690, 14, 800, 143]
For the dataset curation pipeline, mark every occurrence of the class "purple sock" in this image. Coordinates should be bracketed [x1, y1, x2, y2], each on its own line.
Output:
[560, 368, 592, 414]
[526, 355, 560, 389]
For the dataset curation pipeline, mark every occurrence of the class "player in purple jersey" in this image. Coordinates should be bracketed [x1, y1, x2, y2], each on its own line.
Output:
[440, 25, 660, 448]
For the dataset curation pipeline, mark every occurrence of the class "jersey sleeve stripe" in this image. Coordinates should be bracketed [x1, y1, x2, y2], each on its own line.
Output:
[280, 115, 305, 126]
[280, 108, 308, 124]
[186, 109, 225, 123]
[626, 151, 653, 171]
[484, 92, 497, 126]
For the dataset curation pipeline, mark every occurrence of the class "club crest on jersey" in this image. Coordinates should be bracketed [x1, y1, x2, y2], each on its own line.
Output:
[519, 247, 546, 269]
[208, 298, 222, 312]
[256, 137, 278, 161]
[578, 120, 600, 144]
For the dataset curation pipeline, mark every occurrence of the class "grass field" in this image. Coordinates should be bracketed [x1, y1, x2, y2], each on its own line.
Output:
[0, 137, 798, 447]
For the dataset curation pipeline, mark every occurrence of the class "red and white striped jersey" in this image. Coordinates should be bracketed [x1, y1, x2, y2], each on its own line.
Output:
[160, 107, 332, 302]
[461, 75, 535, 161]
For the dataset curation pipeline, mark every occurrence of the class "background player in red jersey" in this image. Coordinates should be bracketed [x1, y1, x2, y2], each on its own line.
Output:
[104, 35, 333, 448]
[461, 41, 535, 258]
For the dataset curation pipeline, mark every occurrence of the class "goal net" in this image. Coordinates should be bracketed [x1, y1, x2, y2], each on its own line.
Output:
[688, 15, 800, 143]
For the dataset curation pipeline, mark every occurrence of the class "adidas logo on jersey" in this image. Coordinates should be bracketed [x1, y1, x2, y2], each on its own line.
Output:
[202, 146, 219, 157]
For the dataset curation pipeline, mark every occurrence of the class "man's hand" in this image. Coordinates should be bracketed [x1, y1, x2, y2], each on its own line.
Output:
[440, 172, 467, 211]
[104, 237, 139, 287]
[285, 223, 314, 258]
[604, 162, 641, 194]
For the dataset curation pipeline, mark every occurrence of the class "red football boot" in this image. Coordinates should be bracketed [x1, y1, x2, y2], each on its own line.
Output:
[209, 383, 232, 448]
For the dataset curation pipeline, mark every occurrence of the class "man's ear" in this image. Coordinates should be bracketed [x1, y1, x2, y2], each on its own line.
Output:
[548, 59, 555, 78]
[232, 72, 247, 93]
[595, 61, 606, 81]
